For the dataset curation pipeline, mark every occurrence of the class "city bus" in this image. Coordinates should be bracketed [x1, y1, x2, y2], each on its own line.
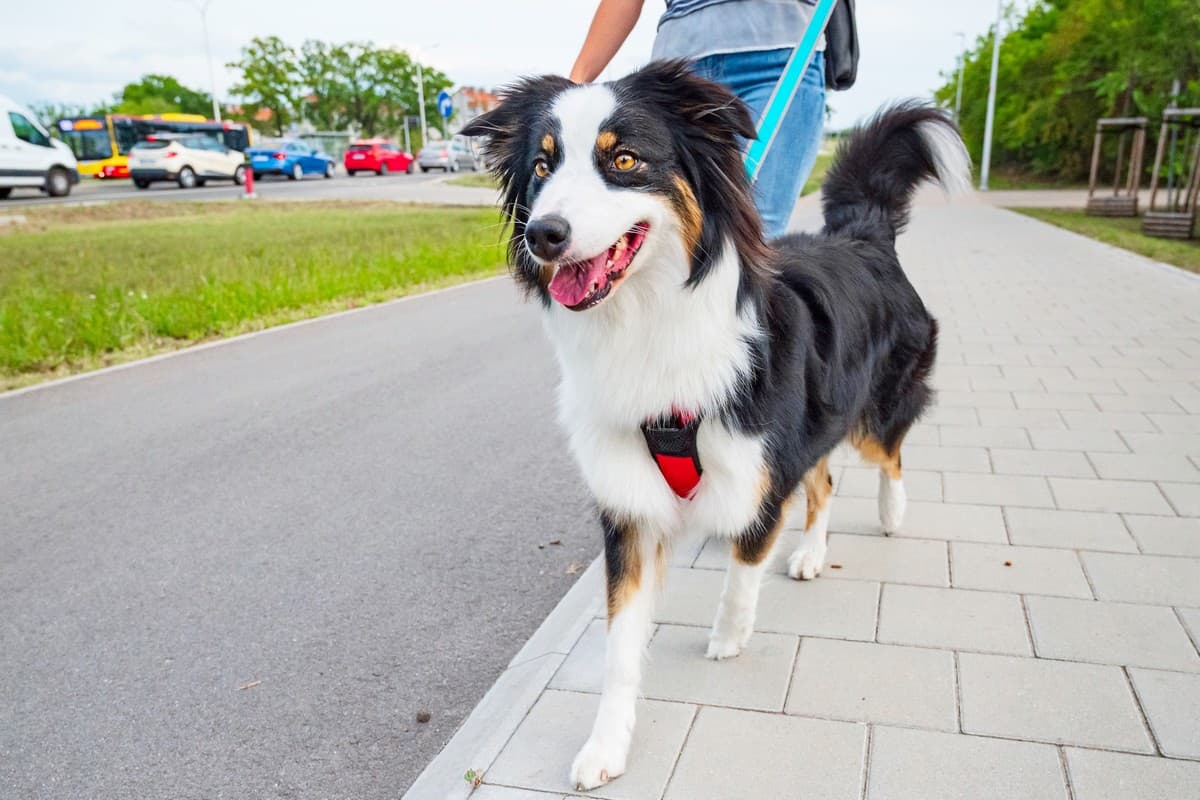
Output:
[54, 114, 253, 179]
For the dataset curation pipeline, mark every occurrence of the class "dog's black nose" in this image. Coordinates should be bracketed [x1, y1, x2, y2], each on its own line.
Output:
[525, 215, 571, 261]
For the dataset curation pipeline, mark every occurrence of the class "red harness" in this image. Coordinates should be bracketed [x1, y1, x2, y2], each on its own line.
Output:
[640, 409, 703, 500]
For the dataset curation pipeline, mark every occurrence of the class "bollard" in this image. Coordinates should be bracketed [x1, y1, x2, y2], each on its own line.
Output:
[241, 163, 257, 200]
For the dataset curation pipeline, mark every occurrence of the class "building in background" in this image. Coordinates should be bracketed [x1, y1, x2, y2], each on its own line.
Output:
[449, 87, 498, 135]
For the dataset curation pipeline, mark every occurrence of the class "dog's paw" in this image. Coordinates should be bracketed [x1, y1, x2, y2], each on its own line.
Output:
[705, 631, 746, 660]
[787, 539, 827, 581]
[571, 737, 627, 791]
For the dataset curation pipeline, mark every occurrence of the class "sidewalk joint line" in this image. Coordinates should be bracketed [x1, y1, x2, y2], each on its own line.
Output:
[1122, 665, 1163, 757]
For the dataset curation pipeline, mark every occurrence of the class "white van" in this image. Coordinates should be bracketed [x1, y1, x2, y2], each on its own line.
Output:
[0, 95, 80, 199]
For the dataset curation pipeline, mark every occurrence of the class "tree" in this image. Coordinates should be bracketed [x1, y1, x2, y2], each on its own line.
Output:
[936, 0, 1200, 180]
[112, 74, 213, 116]
[296, 41, 452, 138]
[227, 36, 301, 136]
[226, 36, 454, 140]
[30, 101, 102, 124]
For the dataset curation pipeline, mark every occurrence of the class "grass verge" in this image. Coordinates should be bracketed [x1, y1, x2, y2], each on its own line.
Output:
[1012, 207, 1199, 275]
[982, 167, 1089, 191]
[446, 172, 499, 189]
[0, 201, 507, 391]
[801, 151, 834, 197]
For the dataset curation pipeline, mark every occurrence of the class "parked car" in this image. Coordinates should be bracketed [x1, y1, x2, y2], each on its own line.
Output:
[343, 140, 415, 176]
[248, 139, 335, 180]
[129, 135, 246, 189]
[417, 138, 477, 172]
[0, 94, 80, 199]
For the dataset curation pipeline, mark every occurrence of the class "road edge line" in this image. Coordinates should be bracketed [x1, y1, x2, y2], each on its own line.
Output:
[1, 275, 508, 402]
[401, 557, 602, 800]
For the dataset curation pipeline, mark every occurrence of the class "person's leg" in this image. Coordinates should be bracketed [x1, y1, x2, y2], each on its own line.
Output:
[748, 50, 826, 238]
[693, 49, 827, 239]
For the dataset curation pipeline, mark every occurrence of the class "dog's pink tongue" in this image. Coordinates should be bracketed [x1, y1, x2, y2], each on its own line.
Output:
[548, 254, 607, 307]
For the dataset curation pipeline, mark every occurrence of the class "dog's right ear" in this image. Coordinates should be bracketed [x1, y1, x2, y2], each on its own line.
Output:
[461, 75, 573, 220]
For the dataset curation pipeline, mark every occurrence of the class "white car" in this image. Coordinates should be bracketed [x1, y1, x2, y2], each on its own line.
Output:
[128, 135, 247, 189]
[0, 94, 80, 199]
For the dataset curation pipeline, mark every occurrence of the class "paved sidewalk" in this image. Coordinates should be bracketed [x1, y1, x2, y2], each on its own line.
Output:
[408, 197, 1200, 800]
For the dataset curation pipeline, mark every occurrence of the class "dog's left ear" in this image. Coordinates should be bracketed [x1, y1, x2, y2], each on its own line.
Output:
[461, 74, 573, 212]
[620, 60, 758, 144]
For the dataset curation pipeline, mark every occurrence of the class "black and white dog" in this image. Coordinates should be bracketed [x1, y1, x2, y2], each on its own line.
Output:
[463, 60, 970, 791]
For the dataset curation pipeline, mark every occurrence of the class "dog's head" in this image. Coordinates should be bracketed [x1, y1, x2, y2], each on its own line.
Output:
[462, 60, 768, 312]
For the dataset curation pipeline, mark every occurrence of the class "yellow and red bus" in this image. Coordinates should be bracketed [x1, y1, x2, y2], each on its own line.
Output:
[54, 114, 253, 179]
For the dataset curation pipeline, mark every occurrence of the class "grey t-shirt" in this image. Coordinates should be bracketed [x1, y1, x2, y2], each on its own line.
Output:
[651, 0, 825, 61]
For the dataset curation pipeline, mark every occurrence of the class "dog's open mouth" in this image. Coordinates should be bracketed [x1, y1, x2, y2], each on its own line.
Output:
[547, 223, 649, 311]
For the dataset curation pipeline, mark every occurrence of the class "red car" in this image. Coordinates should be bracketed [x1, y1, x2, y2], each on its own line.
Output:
[343, 140, 415, 176]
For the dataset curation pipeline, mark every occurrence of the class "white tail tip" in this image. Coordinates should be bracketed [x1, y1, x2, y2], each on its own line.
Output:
[917, 119, 973, 195]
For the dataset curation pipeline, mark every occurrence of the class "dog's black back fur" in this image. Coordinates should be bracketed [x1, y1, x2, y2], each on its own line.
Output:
[726, 102, 948, 504]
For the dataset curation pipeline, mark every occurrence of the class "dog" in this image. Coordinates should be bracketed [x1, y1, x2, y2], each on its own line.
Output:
[462, 60, 970, 791]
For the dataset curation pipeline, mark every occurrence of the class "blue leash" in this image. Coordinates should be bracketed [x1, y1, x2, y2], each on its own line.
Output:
[744, 0, 838, 181]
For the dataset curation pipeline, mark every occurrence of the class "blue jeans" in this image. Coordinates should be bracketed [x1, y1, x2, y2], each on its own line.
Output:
[691, 49, 826, 239]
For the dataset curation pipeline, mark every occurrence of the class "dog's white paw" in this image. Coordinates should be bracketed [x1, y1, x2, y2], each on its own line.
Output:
[571, 736, 627, 791]
[879, 475, 906, 535]
[705, 629, 747, 660]
[787, 538, 827, 581]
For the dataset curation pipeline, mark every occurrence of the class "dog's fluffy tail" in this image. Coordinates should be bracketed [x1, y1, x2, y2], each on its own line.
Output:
[820, 101, 971, 242]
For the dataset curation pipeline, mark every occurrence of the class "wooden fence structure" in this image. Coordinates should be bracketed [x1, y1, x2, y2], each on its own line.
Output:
[1144, 107, 1200, 240]
[1086, 117, 1147, 217]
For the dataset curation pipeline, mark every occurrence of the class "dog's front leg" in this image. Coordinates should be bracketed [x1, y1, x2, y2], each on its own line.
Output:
[706, 499, 786, 660]
[571, 511, 658, 791]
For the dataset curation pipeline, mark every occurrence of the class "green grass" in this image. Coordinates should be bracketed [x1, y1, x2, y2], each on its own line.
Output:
[983, 168, 1088, 191]
[0, 201, 507, 390]
[446, 172, 499, 189]
[801, 151, 835, 197]
[1012, 207, 1200, 275]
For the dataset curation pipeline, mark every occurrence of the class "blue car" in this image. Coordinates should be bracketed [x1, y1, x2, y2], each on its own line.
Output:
[247, 140, 336, 181]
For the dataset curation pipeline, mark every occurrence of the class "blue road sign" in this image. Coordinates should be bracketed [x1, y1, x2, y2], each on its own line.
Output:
[436, 91, 453, 119]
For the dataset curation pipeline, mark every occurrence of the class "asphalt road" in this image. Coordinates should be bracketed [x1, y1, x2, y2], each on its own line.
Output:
[0, 168, 491, 208]
[0, 279, 598, 799]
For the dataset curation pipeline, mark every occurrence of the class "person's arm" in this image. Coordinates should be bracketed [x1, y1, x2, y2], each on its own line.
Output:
[569, 0, 646, 83]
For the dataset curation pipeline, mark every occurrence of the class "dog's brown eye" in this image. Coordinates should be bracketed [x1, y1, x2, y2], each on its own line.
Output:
[534, 159, 551, 179]
[613, 153, 637, 171]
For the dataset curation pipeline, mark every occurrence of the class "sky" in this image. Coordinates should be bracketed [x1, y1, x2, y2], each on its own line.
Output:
[0, 1, 1020, 130]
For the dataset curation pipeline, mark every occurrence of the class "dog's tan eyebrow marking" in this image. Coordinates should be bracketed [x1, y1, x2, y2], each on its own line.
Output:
[541, 134, 555, 154]
[596, 130, 618, 151]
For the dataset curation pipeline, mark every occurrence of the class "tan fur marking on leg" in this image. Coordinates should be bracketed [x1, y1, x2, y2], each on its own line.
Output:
[852, 432, 902, 480]
[732, 501, 789, 566]
[802, 458, 833, 530]
[655, 542, 667, 590]
[606, 521, 642, 624]
[733, 466, 787, 566]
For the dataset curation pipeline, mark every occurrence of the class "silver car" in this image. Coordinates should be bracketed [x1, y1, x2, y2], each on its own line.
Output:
[418, 138, 477, 172]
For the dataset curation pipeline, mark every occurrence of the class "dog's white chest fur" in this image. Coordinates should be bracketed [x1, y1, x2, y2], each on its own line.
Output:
[545, 240, 767, 536]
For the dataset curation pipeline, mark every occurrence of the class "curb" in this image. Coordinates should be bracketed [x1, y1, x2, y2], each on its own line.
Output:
[1, 275, 507, 402]
[402, 558, 603, 800]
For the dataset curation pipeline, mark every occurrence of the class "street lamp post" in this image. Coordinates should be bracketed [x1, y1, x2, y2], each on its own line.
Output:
[416, 63, 428, 147]
[979, 0, 1003, 191]
[181, 0, 222, 121]
[954, 32, 966, 125]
